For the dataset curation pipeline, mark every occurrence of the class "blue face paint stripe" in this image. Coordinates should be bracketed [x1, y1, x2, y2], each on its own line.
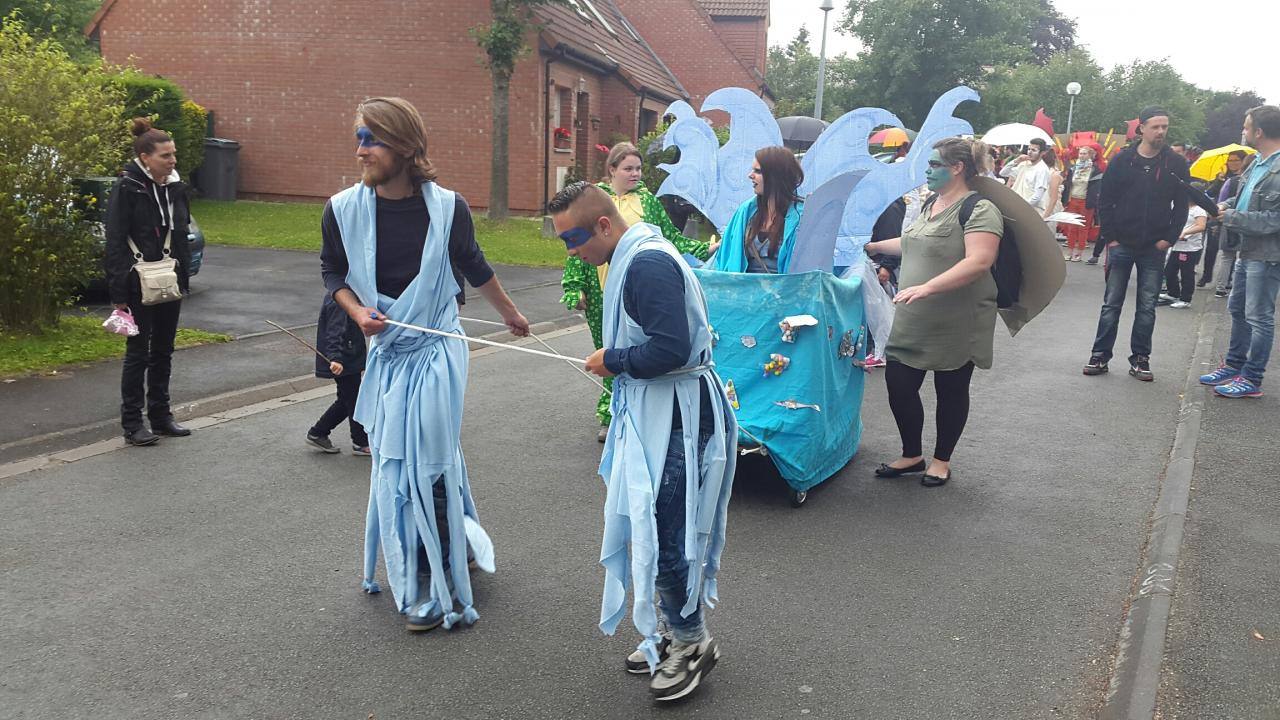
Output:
[356, 126, 387, 149]
[559, 226, 593, 249]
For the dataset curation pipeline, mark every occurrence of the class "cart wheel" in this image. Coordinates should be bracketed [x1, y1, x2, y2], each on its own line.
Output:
[790, 489, 808, 508]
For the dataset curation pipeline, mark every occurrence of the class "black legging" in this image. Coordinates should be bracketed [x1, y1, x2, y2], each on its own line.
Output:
[885, 360, 975, 462]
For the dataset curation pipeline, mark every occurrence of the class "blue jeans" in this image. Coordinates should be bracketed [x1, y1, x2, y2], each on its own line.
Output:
[1225, 259, 1280, 386]
[654, 423, 712, 644]
[1091, 243, 1164, 362]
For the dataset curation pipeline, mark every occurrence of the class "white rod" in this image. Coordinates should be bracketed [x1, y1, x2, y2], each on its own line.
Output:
[383, 318, 584, 364]
[459, 316, 608, 393]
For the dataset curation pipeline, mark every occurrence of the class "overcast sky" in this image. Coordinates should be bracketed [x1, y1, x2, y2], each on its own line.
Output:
[770, 0, 1276, 104]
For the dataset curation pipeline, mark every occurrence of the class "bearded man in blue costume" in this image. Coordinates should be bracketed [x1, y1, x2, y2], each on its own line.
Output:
[320, 97, 529, 632]
[549, 182, 737, 702]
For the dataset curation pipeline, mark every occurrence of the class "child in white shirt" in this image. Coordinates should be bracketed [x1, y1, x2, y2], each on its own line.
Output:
[1163, 205, 1208, 307]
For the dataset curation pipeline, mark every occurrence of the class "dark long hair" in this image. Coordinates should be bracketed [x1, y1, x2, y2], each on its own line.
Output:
[747, 146, 803, 255]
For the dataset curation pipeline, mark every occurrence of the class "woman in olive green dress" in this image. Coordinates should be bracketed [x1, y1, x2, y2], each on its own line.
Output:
[863, 138, 1003, 487]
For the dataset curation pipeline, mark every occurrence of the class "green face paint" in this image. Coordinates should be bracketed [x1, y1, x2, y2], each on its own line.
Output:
[925, 151, 953, 191]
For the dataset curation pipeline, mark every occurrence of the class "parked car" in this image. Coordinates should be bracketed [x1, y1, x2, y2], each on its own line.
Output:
[75, 176, 205, 294]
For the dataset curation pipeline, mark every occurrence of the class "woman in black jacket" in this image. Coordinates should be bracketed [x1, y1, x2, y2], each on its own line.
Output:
[104, 118, 193, 446]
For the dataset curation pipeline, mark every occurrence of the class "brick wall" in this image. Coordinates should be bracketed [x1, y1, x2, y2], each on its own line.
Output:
[708, 16, 766, 77]
[97, 0, 550, 213]
[614, 0, 765, 114]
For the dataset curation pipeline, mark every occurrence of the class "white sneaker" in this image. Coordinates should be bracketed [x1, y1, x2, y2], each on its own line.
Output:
[649, 637, 720, 701]
[1170, 301, 1191, 309]
[1159, 293, 1178, 303]
[625, 633, 672, 674]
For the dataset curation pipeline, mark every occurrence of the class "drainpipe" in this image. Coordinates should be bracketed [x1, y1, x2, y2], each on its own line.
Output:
[637, 89, 646, 139]
[543, 54, 555, 214]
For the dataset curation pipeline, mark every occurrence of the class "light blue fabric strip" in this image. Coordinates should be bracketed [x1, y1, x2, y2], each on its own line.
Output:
[597, 223, 738, 672]
[330, 182, 491, 625]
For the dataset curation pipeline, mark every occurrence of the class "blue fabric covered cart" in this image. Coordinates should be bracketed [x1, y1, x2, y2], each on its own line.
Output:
[693, 268, 866, 506]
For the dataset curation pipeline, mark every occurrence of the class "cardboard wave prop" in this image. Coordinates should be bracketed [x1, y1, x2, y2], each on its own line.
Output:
[657, 86, 979, 267]
[657, 89, 781, 231]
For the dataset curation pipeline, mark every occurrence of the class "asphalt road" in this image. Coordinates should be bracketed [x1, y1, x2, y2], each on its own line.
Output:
[0, 260, 1225, 719]
[84, 244, 571, 339]
[0, 246, 572, 461]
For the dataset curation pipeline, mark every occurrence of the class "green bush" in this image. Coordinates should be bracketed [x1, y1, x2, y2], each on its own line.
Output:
[116, 71, 206, 180]
[176, 99, 208, 180]
[0, 16, 128, 330]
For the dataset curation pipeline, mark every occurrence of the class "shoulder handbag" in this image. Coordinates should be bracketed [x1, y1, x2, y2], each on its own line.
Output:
[128, 231, 182, 305]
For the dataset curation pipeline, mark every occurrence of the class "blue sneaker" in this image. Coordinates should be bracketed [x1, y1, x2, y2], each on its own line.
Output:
[1199, 364, 1239, 386]
[1213, 376, 1263, 399]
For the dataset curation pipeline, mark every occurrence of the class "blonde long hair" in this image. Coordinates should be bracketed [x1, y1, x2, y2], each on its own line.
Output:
[601, 142, 643, 184]
[933, 137, 993, 180]
[355, 97, 437, 185]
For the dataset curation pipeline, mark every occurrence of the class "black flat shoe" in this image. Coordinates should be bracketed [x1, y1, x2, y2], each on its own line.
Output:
[152, 420, 191, 437]
[874, 460, 926, 478]
[124, 428, 159, 446]
[921, 471, 951, 487]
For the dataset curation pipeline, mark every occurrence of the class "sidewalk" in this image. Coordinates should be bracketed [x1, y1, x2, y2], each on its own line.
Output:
[1159, 295, 1280, 718]
[0, 249, 576, 464]
[0, 261, 1231, 719]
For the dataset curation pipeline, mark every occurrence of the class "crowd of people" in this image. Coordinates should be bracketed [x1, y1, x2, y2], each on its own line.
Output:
[97, 94, 1280, 704]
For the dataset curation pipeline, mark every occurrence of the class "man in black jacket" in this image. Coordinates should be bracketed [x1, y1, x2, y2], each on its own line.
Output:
[1083, 107, 1191, 381]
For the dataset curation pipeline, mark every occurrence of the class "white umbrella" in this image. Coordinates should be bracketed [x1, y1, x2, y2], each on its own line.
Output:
[982, 122, 1053, 147]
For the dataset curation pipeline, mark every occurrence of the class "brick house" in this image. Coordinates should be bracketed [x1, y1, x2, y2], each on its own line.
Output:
[616, 0, 769, 112]
[85, 0, 770, 213]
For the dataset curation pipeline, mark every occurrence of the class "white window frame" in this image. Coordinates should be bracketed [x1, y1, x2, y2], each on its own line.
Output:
[581, 0, 617, 36]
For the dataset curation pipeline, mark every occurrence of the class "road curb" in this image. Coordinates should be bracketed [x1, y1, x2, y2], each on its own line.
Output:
[1100, 299, 1221, 719]
[0, 320, 587, 481]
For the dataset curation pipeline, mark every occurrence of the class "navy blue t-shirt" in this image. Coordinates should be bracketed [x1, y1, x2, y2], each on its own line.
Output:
[602, 249, 713, 435]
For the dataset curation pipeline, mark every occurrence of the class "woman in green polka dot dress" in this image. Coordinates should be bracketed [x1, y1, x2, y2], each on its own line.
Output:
[560, 142, 718, 441]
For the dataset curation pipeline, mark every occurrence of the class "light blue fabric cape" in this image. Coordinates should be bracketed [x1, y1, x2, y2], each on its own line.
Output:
[597, 222, 739, 670]
[711, 196, 804, 273]
[330, 181, 492, 629]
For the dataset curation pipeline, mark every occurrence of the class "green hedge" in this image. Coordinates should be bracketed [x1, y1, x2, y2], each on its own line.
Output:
[116, 71, 206, 181]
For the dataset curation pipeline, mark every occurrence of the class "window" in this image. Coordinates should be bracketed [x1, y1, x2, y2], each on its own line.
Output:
[580, 0, 617, 36]
[565, 0, 591, 22]
[619, 16, 642, 43]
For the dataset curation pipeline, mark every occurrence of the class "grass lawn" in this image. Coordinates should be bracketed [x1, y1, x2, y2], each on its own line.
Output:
[192, 199, 564, 267]
[0, 315, 231, 377]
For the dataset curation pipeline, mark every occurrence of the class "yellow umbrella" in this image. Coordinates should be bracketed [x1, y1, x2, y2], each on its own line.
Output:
[1190, 144, 1257, 181]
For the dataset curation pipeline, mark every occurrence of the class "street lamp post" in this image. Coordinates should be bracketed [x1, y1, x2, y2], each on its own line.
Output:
[814, 0, 834, 120]
[1065, 81, 1082, 139]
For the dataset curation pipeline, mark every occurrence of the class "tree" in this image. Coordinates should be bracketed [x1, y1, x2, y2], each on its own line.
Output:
[973, 49, 1104, 134]
[0, 0, 100, 60]
[839, 0, 1072, 126]
[472, 0, 565, 220]
[1094, 60, 1206, 145]
[1028, 0, 1076, 65]
[1202, 89, 1266, 148]
[766, 27, 819, 118]
[766, 27, 859, 121]
[0, 15, 128, 330]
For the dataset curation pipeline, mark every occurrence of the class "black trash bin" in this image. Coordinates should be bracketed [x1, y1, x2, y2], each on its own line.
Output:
[199, 138, 240, 200]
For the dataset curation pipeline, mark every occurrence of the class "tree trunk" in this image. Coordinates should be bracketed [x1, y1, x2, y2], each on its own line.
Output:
[488, 69, 511, 222]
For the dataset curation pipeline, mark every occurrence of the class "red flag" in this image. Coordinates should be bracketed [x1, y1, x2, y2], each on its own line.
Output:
[1125, 118, 1140, 140]
[1033, 108, 1056, 137]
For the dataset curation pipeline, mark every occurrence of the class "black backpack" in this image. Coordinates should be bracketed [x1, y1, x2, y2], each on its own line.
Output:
[922, 194, 1021, 309]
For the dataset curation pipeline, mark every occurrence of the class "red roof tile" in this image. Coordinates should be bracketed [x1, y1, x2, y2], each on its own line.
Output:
[535, 0, 686, 101]
[697, 0, 769, 18]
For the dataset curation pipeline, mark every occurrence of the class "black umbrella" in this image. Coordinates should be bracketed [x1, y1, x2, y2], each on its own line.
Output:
[777, 116, 830, 152]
